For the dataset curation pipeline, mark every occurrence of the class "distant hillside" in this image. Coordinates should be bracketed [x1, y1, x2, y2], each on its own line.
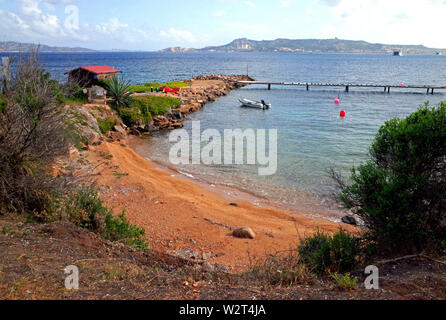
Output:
[160, 38, 445, 54]
[0, 41, 95, 53]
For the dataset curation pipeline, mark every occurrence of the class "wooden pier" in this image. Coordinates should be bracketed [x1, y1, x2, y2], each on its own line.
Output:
[235, 81, 446, 94]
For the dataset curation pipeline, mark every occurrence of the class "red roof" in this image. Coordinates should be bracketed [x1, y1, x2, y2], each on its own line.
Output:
[79, 65, 121, 74]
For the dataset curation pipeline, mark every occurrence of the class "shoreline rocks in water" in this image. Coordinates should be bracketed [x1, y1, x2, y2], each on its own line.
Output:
[132, 74, 254, 133]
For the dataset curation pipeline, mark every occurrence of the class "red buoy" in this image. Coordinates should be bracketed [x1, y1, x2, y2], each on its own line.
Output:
[340, 110, 346, 117]
[334, 98, 340, 104]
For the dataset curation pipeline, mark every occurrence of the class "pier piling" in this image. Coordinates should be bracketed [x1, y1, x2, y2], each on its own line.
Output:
[235, 81, 446, 94]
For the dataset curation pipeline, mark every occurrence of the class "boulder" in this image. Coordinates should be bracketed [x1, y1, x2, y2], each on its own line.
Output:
[113, 124, 127, 136]
[144, 124, 159, 133]
[341, 216, 357, 226]
[232, 227, 256, 239]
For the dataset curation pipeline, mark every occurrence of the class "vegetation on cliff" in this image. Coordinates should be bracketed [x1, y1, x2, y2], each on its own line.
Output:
[0, 51, 148, 250]
[98, 78, 181, 127]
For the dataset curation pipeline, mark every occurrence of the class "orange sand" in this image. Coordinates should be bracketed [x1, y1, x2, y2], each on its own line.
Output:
[89, 141, 358, 270]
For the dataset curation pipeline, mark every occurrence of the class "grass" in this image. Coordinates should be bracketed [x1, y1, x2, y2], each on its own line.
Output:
[245, 251, 312, 287]
[62, 96, 89, 106]
[129, 81, 189, 93]
[132, 95, 181, 117]
[97, 118, 116, 134]
[329, 272, 358, 291]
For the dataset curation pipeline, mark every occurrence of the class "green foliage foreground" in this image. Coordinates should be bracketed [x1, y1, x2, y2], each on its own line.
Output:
[66, 187, 149, 250]
[298, 230, 360, 275]
[339, 102, 446, 254]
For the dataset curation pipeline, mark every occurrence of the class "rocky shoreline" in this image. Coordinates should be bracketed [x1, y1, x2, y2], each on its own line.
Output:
[130, 74, 254, 134]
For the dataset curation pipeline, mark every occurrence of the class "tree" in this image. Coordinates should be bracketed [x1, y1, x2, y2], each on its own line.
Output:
[339, 102, 446, 254]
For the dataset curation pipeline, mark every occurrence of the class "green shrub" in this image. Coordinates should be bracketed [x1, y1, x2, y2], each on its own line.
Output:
[104, 211, 149, 250]
[118, 106, 147, 127]
[97, 118, 116, 134]
[65, 187, 109, 231]
[339, 102, 446, 254]
[62, 84, 88, 105]
[328, 271, 358, 291]
[65, 187, 149, 250]
[298, 230, 359, 275]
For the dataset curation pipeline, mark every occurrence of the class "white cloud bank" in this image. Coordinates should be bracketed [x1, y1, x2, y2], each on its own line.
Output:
[0, 0, 197, 49]
[317, 0, 446, 48]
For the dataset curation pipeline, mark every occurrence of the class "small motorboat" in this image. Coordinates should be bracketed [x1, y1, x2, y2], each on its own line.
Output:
[239, 98, 271, 110]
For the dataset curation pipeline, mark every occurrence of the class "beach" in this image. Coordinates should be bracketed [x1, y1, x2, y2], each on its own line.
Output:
[88, 138, 357, 271]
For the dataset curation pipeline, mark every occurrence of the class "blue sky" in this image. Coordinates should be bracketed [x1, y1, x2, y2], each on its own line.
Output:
[1, 0, 445, 50]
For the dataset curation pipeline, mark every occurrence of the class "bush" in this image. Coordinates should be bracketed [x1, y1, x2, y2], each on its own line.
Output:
[117, 106, 147, 127]
[0, 50, 70, 215]
[104, 211, 149, 250]
[66, 187, 149, 250]
[339, 102, 446, 254]
[65, 187, 108, 231]
[97, 118, 116, 134]
[61, 83, 88, 105]
[298, 230, 359, 275]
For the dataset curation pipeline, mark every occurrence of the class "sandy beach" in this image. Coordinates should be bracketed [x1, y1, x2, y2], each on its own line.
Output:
[89, 140, 358, 271]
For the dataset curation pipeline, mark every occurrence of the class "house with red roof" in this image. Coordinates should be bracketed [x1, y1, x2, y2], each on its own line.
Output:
[66, 65, 121, 87]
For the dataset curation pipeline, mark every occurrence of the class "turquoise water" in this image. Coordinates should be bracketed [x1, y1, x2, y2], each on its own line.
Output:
[3, 52, 445, 215]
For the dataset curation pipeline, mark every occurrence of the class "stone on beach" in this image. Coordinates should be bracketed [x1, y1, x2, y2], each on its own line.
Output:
[341, 216, 357, 225]
[232, 227, 256, 239]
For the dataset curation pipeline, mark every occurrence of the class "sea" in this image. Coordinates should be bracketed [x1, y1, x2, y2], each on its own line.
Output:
[2, 51, 445, 219]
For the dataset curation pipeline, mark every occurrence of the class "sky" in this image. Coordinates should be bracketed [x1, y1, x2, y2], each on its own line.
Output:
[0, 0, 445, 51]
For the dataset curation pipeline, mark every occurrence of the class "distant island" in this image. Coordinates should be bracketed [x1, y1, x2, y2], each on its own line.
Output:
[160, 38, 445, 54]
[0, 41, 95, 53]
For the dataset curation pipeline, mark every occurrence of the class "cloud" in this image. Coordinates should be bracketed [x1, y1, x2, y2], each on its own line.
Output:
[243, 1, 256, 8]
[315, 0, 446, 47]
[160, 28, 197, 43]
[280, 0, 292, 8]
[213, 10, 227, 17]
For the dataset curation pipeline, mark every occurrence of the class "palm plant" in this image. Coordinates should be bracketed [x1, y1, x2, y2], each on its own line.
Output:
[100, 76, 132, 109]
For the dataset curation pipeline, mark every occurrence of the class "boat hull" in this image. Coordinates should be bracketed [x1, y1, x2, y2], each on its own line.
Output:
[239, 99, 271, 110]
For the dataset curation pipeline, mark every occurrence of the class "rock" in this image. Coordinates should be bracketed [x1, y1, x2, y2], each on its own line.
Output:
[144, 124, 159, 133]
[167, 248, 200, 260]
[129, 128, 141, 136]
[68, 147, 79, 161]
[201, 263, 215, 273]
[202, 252, 212, 260]
[202, 263, 229, 273]
[229, 203, 238, 207]
[113, 124, 127, 136]
[106, 131, 125, 141]
[341, 216, 357, 226]
[232, 227, 256, 239]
